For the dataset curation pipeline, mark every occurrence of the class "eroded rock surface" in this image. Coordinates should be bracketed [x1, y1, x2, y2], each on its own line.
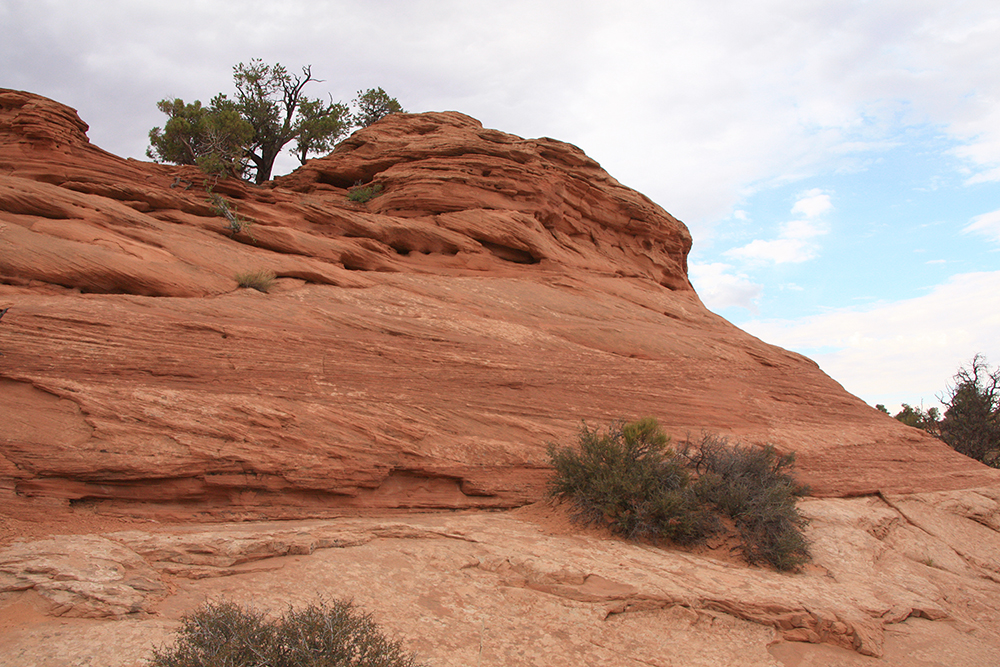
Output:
[0, 535, 164, 618]
[1, 89, 996, 525]
[2, 490, 1000, 666]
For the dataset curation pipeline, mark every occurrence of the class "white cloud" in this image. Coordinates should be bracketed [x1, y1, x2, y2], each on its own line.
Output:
[742, 271, 1000, 411]
[5, 0, 997, 229]
[781, 218, 828, 240]
[688, 262, 762, 313]
[791, 190, 832, 218]
[964, 208, 1000, 243]
[724, 238, 818, 264]
[723, 190, 832, 264]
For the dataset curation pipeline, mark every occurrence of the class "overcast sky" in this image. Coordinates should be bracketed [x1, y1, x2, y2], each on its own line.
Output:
[3, 0, 998, 412]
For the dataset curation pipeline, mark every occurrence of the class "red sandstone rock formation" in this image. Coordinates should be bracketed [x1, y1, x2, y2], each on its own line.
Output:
[0, 88, 997, 525]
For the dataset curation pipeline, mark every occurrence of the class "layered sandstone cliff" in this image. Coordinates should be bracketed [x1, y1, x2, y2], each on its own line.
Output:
[0, 88, 997, 524]
[3, 89, 1000, 667]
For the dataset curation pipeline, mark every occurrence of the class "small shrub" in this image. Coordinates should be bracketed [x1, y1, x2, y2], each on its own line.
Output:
[209, 191, 254, 238]
[347, 182, 383, 203]
[547, 418, 717, 544]
[680, 434, 811, 571]
[149, 599, 423, 667]
[235, 268, 276, 293]
[548, 419, 812, 572]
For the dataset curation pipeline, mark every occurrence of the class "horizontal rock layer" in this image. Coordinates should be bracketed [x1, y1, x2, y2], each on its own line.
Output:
[3, 489, 1000, 665]
[0, 89, 997, 523]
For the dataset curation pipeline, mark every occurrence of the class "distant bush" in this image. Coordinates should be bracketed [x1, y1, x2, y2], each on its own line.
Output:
[939, 355, 1000, 467]
[235, 268, 276, 293]
[548, 419, 811, 571]
[878, 354, 1000, 468]
[347, 182, 383, 203]
[149, 599, 423, 667]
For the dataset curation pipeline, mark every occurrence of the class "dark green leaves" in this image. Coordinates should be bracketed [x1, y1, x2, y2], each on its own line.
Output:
[548, 419, 812, 571]
[352, 88, 405, 128]
[148, 61, 404, 183]
[147, 98, 253, 178]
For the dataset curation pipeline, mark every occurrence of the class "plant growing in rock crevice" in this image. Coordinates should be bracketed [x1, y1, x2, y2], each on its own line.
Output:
[347, 182, 383, 203]
[235, 268, 276, 293]
[547, 418, 811, 571]
[209, 190, 254, 240]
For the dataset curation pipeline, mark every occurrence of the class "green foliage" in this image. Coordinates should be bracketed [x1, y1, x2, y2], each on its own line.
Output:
[547, 419, 716, 544]
[149, 599, 422, 667]
[887, 355, 1000, 467]
[892, 403, 941, 435]
[149, 60, 402, 184]
[291, 97, 351, 166]
[352, 88, 405, 128]
[680, 435, 811, 572]
[235, 269, 276, 293]
[347, 183, 384, 203]
[548, 419, 812, 571]
[208, 191, 253, 239]
[147, 98, 253, 178]
[939, 355, 1000, 467]
[228, 59, 335, 184]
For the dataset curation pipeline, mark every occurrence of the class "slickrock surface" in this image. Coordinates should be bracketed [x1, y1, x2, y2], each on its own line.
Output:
[3, 89, 1000, 664]
[1, 88, 996, 528]
[2, 490, 1000, 666]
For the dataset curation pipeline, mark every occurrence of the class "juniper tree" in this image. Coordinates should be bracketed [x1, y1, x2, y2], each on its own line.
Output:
[148, 60, 402, 183]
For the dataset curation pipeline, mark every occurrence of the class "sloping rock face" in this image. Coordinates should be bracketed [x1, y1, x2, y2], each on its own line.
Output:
[0, 88, 998, 527]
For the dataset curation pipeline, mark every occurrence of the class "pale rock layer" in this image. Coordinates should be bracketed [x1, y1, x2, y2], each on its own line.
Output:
[2, 488, 1000, 666]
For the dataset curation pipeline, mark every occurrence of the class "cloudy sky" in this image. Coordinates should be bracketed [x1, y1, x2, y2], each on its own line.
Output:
[4, 0, 999, 412]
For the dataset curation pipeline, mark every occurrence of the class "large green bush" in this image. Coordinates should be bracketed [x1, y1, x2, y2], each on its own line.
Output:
[548, 419, 811, 571]
[548, 418, 716, 544]
[149, 599, 423, 667]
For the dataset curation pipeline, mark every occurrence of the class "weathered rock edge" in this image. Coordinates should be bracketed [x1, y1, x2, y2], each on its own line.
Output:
[2, 488, 1000, 663]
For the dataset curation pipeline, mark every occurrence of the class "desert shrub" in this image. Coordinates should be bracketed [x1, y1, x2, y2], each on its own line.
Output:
[347, 183, 383, 203]
[879, 355, 1000, 467]
[548, 419, 811, 572]
[939, 355, 1000, 467]
[547, 418, 717, 544]
[235, 268, 276, 293]
[149, 599, 422, 667]
[680, 434, 811, 571]
[209, 191, 254, 238]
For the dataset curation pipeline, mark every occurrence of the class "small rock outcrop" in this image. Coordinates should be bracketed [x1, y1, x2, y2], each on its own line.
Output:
[0, 88, 997, 525]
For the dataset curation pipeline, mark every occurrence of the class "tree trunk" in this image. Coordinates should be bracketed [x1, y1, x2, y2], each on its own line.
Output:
[255, 147, 279, 184]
